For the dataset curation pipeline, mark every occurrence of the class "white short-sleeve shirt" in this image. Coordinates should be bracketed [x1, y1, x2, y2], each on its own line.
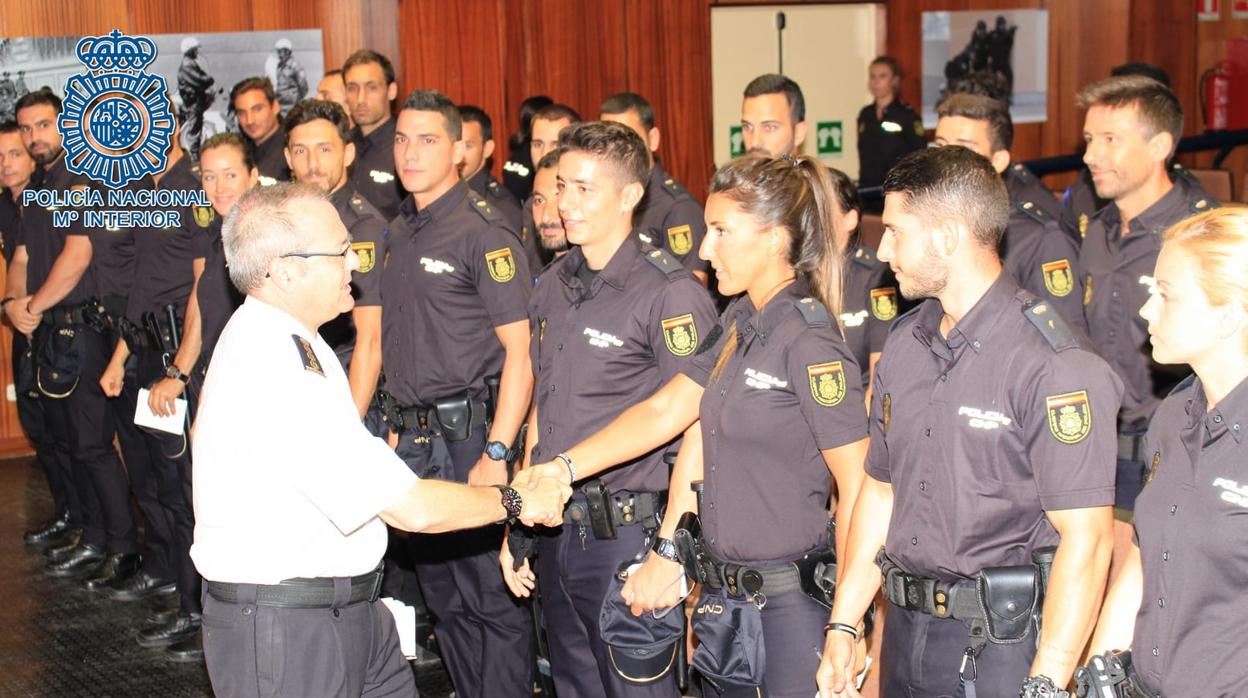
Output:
[191, 296, 419, 584]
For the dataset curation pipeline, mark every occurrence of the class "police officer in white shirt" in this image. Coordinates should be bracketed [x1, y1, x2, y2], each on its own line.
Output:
[190, 182, 571, 698]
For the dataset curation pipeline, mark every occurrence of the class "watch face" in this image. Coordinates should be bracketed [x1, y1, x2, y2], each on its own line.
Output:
[486, 442, 507, 460]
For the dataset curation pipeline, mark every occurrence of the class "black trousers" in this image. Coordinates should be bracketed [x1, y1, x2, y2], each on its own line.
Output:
[536, 519, 680, 698]
[36, 323, 135, 553]
[879, 604, 1035, 698]
[395, 427, 534, 698]
[12, 331, 75, 521]
[202, 582, 417, 697]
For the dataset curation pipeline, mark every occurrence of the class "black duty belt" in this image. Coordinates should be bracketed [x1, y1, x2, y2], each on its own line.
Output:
[391, 401, 487, 434]
[40, 304, 91, 326]
[1118, 434, 1147, 463]
[207, 567, 383, 609]
[565, 490, 663, 534]
[702, 559, 803, 597]
[877, 550, 982, 620]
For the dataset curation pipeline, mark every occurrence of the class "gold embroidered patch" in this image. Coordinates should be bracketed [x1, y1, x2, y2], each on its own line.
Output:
[292, 335, 324, 377]
[914, 119, 925, 137]
[1078, 213, 1089, 239]
[667, 224, 693, 256]
[1046, 390, 1091, 444]
[807, 361, 846, 407]
[192, 204, 215, 228]
[661, 314, 697, 357]
[1145, 450, 1160, 486]
[351, 241, 376, 273]
[485, 247, 516, 282]
[882, 392, 891, 433]
[1083, 273, 1093, 306]
[870, 287, 898, 321]
[1041, 259, 1074, 298]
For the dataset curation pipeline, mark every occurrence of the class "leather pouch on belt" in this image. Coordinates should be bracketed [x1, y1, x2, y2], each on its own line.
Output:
[433, 393, 472, 442]
[977, 565, 1038, 643]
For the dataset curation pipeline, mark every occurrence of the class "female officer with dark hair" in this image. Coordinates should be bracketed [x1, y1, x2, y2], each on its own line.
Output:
[1084, 207, 1248, 698]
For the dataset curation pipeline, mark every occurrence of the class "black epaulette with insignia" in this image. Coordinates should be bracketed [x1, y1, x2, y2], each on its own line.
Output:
[1018, 200, 1049, 225]
[191, 164, 202, 178]
[888, 303, 922, 333]
[643, 248, 683, 277]
[1167, 373, 1197, 398]
[469, 195, 503, 224]
[487, 180, 505, 198]
[292, 335, 325, 377]
[1189, 196, 1216, 214]
[1022, 298, 1076, 350]
[350, 194, 368, 215]
[1011, 162, 1036, 185]
[660, 177, 693, 201]
[852, 246, 880, 269]
[794, 297, 832, 326]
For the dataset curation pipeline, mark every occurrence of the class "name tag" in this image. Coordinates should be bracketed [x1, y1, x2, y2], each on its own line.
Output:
[744, 367, 787, 390]
[840, 310, 868, 328]
[420, 257, 455, 274]
[958, 405, 1013, 431]
[370, 169, 395, 184]
[583, 327, 623, 348]
[1213, 477, 1248, 508]
[881, 121, 902, 133]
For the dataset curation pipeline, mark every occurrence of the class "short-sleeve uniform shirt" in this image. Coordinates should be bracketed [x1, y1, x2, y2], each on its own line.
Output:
[1000, 199, 1088, 335]
[528, 239, 717, 493]
[856, 100, 926, 190]
[466, 168, 523, 231]
[319, 186, 388, 369]
[191, 208, 240, 366]
[350, 119, 403, 221]
[381, 182, 532, 406]
[632, 163, 708, 274]
[22, 154, 99, 306]
[841, 245, 899, 391]
[867, 274, 1122, 580]
[683, 281, 868, 566]
[191, 296, 418, 584]
[1004, 162, 1060, 219]
[126, 157, 201, 325]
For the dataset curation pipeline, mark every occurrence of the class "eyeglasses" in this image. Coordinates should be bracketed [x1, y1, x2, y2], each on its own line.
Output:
[280, 240, 353, 261]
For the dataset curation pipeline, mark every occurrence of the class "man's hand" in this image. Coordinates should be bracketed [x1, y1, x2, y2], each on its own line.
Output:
[519, 460, 572, 490]
[8, 296, 41, 336]
[467, 454, 508, 487]
[619, 553, 686, 616]
[517, 476, 571, 527]
[499, 535, 537, 598]
[817, 629, 862, 697]
[99, 359, 124, 397]
[148, 376, 186, 417]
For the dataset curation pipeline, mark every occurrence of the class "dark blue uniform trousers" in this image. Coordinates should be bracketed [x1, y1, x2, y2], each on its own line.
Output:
[536, 517, 680, 698]
[880, 604, 1034, 697]
[395, 427, 533, 698]
[697, 590, 828, 698]
[12, 331, 77, 524]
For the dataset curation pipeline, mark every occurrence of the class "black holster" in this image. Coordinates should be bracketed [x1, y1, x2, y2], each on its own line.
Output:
[432, 391, 472, 442]
[975, 564, 1039, 644]
[584, 479, 617, 540]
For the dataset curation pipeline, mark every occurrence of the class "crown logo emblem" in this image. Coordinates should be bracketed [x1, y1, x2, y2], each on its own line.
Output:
[58, 29, 173, 188]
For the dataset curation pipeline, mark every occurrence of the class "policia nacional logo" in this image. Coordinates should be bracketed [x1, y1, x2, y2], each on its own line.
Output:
[1041, 259, 1074, 297]
[870, 287, 898, 321]
[59, 30, 175, 188]
[485, 247, 516, 282]
[351, 242, 376, 273]
[661, 314, 698, 357]
[666, 224, 693, 256]
[1045, 390, 1091, 444]
[807, 361, 847, 407]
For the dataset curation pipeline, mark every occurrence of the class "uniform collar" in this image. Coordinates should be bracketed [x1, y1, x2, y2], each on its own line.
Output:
[1185, 375, 1248, 444]
[646, 162, 670, 195]
[354, 117, 395, 153]
[914, 272, 1017, 358]
[556, 234, 638, 293]
[731, 278, 809, 347]
[1098, 175, 1200, 239]
[241, 295, 315, 342]
[398, 180, 469, 229]
[465, 167, 492, 196]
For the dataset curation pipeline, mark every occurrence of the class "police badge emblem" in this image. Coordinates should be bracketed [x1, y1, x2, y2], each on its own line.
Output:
[661, 314, 697, 357]
[807, 361, 846, 407]
[485, 247, 516, 282]
[59, 30, 175, 188]
[351, 241, 376, 273]
[1045, 390, 1092, 444]
[192, 204, 215, 228]
[666, 224, 693, 256]
[870, 287, 898, 321]
[1041, 259, 1074, 297]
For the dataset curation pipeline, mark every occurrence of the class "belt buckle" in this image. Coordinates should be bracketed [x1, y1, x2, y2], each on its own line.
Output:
[903, 576, 925, 612]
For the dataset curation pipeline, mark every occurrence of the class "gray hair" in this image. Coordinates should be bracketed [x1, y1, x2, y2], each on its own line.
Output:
[222, 182, 328, 293]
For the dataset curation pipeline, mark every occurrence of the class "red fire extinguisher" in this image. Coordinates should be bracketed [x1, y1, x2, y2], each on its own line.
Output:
[1202, 62, 1232, 131]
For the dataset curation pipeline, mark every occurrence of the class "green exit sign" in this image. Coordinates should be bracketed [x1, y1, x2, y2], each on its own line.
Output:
[816, 120, 843, 156]
[729, 125, 744, 158]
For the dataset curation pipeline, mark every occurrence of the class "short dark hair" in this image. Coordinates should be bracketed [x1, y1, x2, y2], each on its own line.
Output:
[0, 120, 20, 137]
[743, 74, 805, 123]
[458, 105, 493, 142]
[533, 103, 581, 126]
[1111, 62, 1171, 88]
[558, 121, 649, 188]
[343, 49, 396, 87]
[600, 92, 654, 131]
[871, 55, 902, 78]
[401, 89, 462, 140]
[1077, 75, 1183, 152]
[230, 77, 277, 107]
[825, 166, 863, 228]
[201, 132, 256, 171]
[518, 96, 553, 135]
[882, 146, 1009, 250]
[322, 68, 343, 80]
[15, 89, 62, 116]
[283, 99, 352, 144]
[937, 92, 1014, 152]
[536, 148, 561, 171]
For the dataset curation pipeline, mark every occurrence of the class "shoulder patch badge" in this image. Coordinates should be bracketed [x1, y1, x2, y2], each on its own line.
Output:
[667, 224, 693, 256]
[870, 287, 898, 320]
[485, 247, 517, 282]
[1046, 390, 1091, 444]
[661, 314, 698, 357]
[192, 204, 215, 228]
[292, 335, 325, 377]
[808, 362, 847, 407]
[351, 241, 376, 273]
[913, 119, 925, 137]
[1041, 259, 1074, 297]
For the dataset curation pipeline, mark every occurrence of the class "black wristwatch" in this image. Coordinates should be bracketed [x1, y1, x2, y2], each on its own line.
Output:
[651, 537, 680, 562]
[495, 485, 522, 522]
[485, 440, 514, 462]
[164, 364, 190, 384]
[1019, 675, 1069, 698]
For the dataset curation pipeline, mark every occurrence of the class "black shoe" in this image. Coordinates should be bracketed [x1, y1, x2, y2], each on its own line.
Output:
[82, 553, 142, 592]
[44, 530, 84, 562]
[45, 544, 105, 578]
[23, 511, 71, 546]
[144, 606, 181, 628]
[164, 629, 204, 663]
[106, 570, 176, 601]
[137, 612, 201, 648]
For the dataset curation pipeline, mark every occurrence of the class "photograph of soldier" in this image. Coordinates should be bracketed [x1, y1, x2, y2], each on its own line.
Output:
[176, 37, 214, 160]
[271, 38, 308, 117]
